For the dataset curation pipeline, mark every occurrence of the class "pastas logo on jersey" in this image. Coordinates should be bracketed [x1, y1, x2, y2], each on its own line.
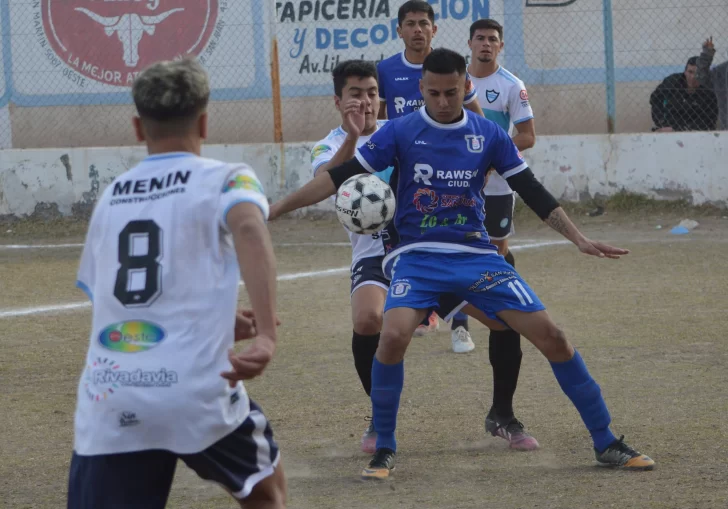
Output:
[311, 144, 331, 162]
[41, 0, 219, 86]
[225, 174, 264, 194]
[99, 320, 166, 353]
[520, 89, 529, 101]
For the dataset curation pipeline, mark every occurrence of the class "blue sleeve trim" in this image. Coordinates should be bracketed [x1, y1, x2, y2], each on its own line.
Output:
[76, 280, 93, 302]
[223, 197, 269, 228]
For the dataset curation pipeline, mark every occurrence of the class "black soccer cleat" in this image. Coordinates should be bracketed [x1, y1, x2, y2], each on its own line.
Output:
[361, 447, 396, 480]
[595, 435, 655, 470]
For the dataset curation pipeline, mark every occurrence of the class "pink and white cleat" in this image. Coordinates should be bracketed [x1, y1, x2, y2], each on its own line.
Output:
[361, 419, 377, 454]
[485, 414, 540, 451]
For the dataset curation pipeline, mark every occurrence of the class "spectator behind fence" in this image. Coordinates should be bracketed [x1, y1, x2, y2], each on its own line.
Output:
[697, 37, 728, 130]
[650, 56, 718, 132]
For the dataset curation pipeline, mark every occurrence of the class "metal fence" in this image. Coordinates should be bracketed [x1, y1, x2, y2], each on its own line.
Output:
[0, 0, 725, 149]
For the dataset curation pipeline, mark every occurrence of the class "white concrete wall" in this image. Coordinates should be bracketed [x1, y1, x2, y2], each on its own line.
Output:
[1, 131, 726, 220]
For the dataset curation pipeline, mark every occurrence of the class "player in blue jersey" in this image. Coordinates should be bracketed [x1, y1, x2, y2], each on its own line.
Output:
[377, 0, 483, 348]
[269, 48, 655, 479]
[313, 59, 480, 454]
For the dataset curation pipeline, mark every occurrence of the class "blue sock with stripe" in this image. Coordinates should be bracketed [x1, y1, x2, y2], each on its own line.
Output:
[550, 350, 616, 452]
[371, 358, 404, 452]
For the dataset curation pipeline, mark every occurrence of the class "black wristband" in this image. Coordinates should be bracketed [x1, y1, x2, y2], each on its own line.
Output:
[505, 168, 560, 220]
[329, 157, 369, 189]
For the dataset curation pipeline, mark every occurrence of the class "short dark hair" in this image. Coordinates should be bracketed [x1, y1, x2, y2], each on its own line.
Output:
[686, 56, 699, 69]
[469, 18, 503, 41]
[422, 48, 467, 76]
[398, 0, 435, 26]
[132, 57, 210, 137]
[332, 60, 378, 97]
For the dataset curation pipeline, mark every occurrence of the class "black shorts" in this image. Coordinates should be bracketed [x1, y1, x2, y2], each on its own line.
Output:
[484, 193, 516, 240]
[66, 400, 279, 509]
[351, 256, 466, 321]
[350, 256, 389, 295]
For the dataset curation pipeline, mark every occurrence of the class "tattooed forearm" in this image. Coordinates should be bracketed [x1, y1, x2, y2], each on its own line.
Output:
[545, 208, 574, 239]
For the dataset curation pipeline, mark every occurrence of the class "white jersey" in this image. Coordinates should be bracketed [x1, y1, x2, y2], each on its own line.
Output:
[73, 152, 269, 456]
[469, 65, 534, 195]
[311, 121, 393, 267]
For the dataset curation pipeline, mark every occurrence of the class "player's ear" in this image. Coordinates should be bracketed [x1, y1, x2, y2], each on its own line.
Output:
[334, 94, 341, 111]
[132, 116, 145, 143]
[198, 112, 208, 140]
[396, 24, 402, 39]
[432, 24, 437, 36]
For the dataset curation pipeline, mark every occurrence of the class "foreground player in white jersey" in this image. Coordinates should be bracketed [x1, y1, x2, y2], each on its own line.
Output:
[67, 59, 286, 509]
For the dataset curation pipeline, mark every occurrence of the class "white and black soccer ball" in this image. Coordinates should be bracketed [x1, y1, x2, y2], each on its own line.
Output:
[335, 174, 396, 234]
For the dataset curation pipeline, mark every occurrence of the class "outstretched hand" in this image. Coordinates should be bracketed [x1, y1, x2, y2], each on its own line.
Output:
[576, 239, 630, 259]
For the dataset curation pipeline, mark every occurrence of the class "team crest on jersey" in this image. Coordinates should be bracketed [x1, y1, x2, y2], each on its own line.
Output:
[224, 174, 263, 194]
[465, 135, 485, 153]
[413, 188, 439, 214]
[485, 89, 500, 103]
[311, 144, 330, 162]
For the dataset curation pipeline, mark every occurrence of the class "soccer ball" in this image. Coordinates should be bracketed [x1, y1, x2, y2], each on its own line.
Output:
[335, 174, 396, 234]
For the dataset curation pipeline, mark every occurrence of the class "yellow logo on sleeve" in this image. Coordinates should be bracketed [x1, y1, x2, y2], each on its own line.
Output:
[224, 174, 263, 194]
[311, 144, 331, 162]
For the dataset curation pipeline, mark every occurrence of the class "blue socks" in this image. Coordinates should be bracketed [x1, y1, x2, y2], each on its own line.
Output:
[550, 350, 617, 452]
[371, 358, 404, 452]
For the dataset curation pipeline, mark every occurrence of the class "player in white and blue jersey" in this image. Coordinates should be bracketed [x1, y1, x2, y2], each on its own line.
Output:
[461, 18, 541, 450]
[269, 48, 655, 479]
[376, 0, 483, 350]
[309, 60, 392, 455]
[67, 59, 286, 508]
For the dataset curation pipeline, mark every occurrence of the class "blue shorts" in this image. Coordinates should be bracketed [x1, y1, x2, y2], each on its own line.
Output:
[385, 251, 545, 323]
[66, 400, 279, 509]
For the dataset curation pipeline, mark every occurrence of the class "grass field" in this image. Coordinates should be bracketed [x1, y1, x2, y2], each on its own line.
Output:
[1, 212, 727, 509]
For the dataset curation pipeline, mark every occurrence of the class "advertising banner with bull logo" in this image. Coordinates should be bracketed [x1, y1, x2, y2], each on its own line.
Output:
[10, 0, 270, 104]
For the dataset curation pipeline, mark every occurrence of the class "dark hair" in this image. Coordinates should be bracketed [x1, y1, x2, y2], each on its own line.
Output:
[398, 0, 435, 26]
[686, 56, 699, 69]
[469, 18, 503, 41]
[422, 48, 467, 76]
[332, 60, 378, 97]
